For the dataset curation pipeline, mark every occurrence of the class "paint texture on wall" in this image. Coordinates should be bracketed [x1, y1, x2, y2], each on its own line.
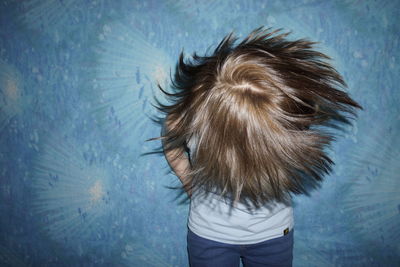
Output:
[0, 0, 399, 266]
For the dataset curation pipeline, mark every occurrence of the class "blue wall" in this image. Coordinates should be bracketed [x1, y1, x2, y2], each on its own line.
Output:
[0, 1, 399, 266]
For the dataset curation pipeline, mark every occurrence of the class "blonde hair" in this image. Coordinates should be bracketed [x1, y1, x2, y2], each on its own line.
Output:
[158, 27, 362, 207]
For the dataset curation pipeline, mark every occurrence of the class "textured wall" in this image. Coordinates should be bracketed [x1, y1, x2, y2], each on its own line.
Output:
[0, 0, 399, 266]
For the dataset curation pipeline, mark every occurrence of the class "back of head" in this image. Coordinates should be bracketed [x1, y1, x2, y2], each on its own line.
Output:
[160, 27, 362, 207]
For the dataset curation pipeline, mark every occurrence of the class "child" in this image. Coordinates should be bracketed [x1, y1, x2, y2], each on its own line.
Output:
[158, 27, 362, 267]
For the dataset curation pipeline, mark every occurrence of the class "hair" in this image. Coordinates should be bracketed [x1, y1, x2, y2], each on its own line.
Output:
[156, 26, 362, 208]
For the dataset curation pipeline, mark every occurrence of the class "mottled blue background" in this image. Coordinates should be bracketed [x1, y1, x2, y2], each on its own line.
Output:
[0, 0, 399, 266]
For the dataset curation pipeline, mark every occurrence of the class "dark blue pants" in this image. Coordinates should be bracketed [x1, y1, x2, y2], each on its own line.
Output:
[187, 228, 294, 267]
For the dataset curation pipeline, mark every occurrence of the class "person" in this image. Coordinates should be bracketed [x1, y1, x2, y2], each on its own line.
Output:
[157, 27, 362, 267]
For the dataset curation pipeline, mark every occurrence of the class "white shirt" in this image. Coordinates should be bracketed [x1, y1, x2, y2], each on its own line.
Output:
[188, 190, 294, 244]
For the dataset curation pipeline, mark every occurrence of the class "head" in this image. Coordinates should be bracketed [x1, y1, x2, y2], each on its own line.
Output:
[159, 27, 362, 207]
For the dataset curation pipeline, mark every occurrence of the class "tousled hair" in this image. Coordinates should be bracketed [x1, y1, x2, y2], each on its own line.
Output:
[156, 27, 362, 207]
